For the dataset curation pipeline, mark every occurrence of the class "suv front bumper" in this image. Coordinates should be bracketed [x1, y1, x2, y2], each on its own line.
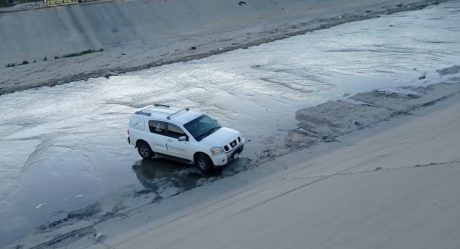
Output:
[212, 142, 244, 167]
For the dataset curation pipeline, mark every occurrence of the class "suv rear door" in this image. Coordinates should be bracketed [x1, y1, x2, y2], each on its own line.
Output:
[146, 120, 168, 154]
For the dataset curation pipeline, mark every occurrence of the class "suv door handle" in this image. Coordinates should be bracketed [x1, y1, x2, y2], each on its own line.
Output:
[166, 139, 173, 142]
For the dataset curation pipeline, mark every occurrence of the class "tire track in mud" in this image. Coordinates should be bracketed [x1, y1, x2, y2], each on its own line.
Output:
[30, 226, 96, 249]
[21, 138, 57, 169]
[252, 64, 335, 94]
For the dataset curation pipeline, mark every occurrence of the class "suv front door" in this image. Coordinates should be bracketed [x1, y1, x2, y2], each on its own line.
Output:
[147, 120, 168, 154]
[165, 123, 192, 161]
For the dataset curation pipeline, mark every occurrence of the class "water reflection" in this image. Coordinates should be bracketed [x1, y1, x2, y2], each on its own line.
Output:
[132, 159, 204, 196]
[131, 156, 252, 199]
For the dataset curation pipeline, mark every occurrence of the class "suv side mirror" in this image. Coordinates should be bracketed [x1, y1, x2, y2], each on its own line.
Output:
[178, 136, 188, 142]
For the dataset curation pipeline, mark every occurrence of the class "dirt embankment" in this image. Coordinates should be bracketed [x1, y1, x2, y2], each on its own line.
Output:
[0, 0, 445, 95]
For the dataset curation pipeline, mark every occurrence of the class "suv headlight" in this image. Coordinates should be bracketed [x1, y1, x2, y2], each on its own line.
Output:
[210, 147, 225, 155]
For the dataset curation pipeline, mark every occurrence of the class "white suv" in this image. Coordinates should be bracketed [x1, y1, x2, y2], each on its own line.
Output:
[127, 104, 245, 173]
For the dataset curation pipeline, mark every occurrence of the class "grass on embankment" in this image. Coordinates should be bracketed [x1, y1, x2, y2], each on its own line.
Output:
[5, 48, 104, 68]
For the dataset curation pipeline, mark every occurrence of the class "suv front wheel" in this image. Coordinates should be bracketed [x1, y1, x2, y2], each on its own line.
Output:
[137, 141, 154, 159]
[195, 153, 214, 174]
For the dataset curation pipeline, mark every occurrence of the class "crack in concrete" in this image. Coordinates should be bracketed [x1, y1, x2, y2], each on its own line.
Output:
[233, 159, 460, 216]
[317, 159, 460, 178]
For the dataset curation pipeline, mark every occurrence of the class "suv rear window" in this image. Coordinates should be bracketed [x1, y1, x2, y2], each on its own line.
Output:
[149, 120, 186, 139]
[149, 120, 167, 135]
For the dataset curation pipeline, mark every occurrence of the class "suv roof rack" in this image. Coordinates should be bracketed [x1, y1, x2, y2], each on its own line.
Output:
[166, 107, 190, 120]
[134, 110, 151, 116]
[153, 103, 170, 108]
[135, 104, 169, 116]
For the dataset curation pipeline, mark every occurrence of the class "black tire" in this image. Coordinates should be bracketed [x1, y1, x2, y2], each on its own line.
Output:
[195, 153, 214, 174]
[137, 141, 153, 159]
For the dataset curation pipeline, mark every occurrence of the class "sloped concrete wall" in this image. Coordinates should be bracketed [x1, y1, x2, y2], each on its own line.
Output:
[0, 0, 412, 64]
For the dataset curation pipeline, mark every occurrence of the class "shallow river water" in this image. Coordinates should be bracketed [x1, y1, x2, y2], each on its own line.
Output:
[1, 1, 460, 246]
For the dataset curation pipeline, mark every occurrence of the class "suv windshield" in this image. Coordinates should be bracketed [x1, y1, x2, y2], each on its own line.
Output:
[184, 114, 221, 141]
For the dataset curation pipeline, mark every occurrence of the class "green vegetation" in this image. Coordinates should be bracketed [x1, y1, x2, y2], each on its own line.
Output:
[0, 0, 9, 7]
[0, 0, 35, 8]
[6, 48, 104, 68]
[62, 49, 104, 58]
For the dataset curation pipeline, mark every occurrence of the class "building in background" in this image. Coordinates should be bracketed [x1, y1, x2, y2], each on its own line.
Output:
[0, 0, 16, 7]
[44, 0, 77, 6]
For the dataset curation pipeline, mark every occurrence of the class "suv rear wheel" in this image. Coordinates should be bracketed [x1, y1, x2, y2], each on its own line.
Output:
[195, 153, 214, 174]
[137, 141, 153, 159]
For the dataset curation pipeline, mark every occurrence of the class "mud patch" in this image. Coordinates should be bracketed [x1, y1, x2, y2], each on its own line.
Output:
[351, 89, 422, 111]
[295, 81, 460, 140]
[437, 65, 460, 75]
[296, 100, 393, 138]
[254, 131, 319, 162]
[351, 83, 460, 111]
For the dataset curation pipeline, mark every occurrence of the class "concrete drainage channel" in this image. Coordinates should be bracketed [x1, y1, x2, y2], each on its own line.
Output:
[2, 1, 460, 248]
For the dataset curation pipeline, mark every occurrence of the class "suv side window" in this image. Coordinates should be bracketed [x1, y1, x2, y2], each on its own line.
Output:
[149, 120, 167, 135]
[167, 123, 186, 139]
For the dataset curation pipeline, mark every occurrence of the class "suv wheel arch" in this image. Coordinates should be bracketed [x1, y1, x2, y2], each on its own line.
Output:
[137, 140, 154, 159]
[194, 152, 214, 174]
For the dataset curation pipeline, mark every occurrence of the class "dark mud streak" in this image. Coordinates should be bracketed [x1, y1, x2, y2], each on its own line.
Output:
[37, 202, 101, 233]
[351, 95, 420, 115]
[259, 77, 314, 94]
[29, 226, 95, 249]
[437, 65, 460, 75]
[0, 0, 446, 96]
[419, 95, 450, 107]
